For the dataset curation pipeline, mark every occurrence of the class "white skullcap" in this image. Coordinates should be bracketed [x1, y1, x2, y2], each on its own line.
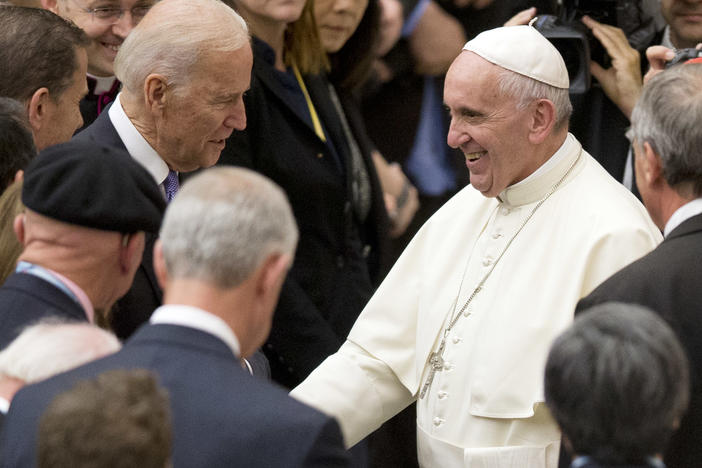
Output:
[463, 25, 569, 89]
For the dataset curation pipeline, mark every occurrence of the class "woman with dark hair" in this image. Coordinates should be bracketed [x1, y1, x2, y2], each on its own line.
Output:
[220, 0, 390, 396]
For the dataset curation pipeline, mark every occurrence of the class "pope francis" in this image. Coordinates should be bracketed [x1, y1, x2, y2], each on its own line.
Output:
[291, 25, 662, 467]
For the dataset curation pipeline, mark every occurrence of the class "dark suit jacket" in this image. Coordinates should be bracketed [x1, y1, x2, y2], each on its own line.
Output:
[0, 272, 86, 349]
[71, 111, 271, 377]
[0, 323, 350, 468]
[576, 213, 702, 468]
[72, 110, 162, 340]
[219, 38, 388, 388]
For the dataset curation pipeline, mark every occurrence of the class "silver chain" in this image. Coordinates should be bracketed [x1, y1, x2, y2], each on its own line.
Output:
[419, 150, 581, 399]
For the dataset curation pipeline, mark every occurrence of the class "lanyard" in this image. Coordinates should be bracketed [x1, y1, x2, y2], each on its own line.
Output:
[292, 62, 326, 143]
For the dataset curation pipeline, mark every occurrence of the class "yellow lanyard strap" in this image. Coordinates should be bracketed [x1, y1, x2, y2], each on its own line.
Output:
[292, 62, 326, 143]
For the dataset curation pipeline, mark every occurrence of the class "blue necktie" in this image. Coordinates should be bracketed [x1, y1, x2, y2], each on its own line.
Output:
[163, 170, 179, 202]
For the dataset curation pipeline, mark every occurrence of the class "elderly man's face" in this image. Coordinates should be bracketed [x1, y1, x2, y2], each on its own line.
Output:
[155, 45, 253, 172]
[53, 0, 156, 76]
[661, 0, 702, 49]
[445, 51, 535, 198]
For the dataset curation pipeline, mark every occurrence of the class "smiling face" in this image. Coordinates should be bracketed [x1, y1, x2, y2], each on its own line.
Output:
[661, 0, 702, 49]
[153, 45, 253, 172]
[54, 0, 155, 76]
[444, 51, 540, 198]
[314, 0, 368, 53]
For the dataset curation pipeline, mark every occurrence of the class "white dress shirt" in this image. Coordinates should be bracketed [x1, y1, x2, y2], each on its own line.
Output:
[108, 93, 170, 190]
[664, 198, 702, 238]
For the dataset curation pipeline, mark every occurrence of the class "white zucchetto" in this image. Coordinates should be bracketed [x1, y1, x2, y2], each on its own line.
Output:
[463, 25, 570, 89]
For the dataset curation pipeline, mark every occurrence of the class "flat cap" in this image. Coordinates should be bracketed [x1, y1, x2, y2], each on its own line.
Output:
[463, 25, 569, 89]
[22, 140, 165, 233]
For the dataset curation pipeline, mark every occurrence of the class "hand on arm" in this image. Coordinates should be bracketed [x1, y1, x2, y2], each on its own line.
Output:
[582, 15, 642, 119]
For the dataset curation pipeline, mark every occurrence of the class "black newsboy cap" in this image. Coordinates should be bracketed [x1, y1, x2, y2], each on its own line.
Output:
[22, 140, 166, 233]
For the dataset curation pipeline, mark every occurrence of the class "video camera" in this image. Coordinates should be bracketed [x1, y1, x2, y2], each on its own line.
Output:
[532, 0, 658, 94]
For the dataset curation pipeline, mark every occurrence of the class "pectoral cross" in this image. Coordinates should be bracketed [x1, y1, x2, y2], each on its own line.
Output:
[419, 338, 446, 399]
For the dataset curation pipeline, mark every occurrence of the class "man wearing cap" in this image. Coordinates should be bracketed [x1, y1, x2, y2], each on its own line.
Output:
[291, 26, 661, 467]
[0, 139, 165, 350]
[72, 0, 252, 338]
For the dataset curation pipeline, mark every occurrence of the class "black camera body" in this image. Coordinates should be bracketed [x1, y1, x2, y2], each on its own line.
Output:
[533, 0, 657, 94]
[666, 48, 702, 68]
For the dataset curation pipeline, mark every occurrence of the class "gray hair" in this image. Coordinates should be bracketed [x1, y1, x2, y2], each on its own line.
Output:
[160, 167, 298, 289]
[0, 320, 121, 383]
[545, 302, 690, 463]
[630, 64, 702, 196]
[496, 68, 572, 131]
[114, 0, 249, 94]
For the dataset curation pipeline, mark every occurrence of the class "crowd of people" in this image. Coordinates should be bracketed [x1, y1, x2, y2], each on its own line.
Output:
[0, 0, 701, 466]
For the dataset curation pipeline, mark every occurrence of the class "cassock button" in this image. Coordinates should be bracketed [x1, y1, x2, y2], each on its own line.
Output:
[443, 362, 453, 371]
[452, 337, 461, 344]
[432, 417, 444, 427]
[500, 207, 511, 215]
[492, 232, 502, 240]
[316, 153, 324, 159]
[482, 257, 493, 266]
[437, 391, 448, 400]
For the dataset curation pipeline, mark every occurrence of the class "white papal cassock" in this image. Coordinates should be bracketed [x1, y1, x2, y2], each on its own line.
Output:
[291, 134, 662, 467]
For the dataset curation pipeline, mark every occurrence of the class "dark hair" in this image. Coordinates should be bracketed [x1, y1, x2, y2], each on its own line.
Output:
[545, 302, 690, 464]
[0, 97, 36, 194]
[0, 6, 89, 103]
[285, 0, 329, 75]
[38, 369, 172, 468]
[327, 0, 380, 91]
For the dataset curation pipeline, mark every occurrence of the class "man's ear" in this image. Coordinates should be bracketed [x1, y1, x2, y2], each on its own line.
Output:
[119, 232, 145, 274]
[143, 74, 169, 115]
[527, 98, 557, 145]
[41, 0, 59, 13]
[13, 213, 26, 246]
[641, 141, 663, 187]
[256, 253, 291, 299]
[26, 87, 52, 136]
[152, 239, 169, 290]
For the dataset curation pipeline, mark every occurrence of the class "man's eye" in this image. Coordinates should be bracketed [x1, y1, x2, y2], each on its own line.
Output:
[93, 7, 120, 18]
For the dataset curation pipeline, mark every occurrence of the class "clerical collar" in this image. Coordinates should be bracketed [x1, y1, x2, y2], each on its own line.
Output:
[664, 197, 702, 238]
[108, 93, 169, 187]
[87, 74, 118, 94]
[0, 396, 9, 414]
[150, 304, 242, 358]
[498, 133, 580, 206]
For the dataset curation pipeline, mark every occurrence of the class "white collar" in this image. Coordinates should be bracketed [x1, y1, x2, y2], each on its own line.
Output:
[0, 396, 9, 414]
[664, 198, 702, 238]
[511, 133, 570, 189]
[108, 93, 170, 186]
[87, 74, 118, 94]
[149, 304, 241, 358]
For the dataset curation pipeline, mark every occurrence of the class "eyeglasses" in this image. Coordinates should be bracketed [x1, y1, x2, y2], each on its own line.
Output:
[69, 0, 157, 23]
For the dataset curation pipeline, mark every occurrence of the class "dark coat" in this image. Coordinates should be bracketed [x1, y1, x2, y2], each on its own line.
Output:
[0, 272, 87, 350]
[576, 213, 702, 468]
[218, 38, 388, 388]
[72, 110, 162, 340]
[0, 323, 350, 467]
